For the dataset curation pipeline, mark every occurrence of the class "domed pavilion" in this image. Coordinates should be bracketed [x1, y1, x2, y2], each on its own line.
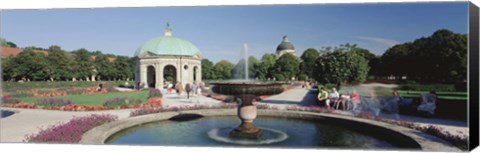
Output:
[134, 23, 202, 89]
[275, 35, 296, 58]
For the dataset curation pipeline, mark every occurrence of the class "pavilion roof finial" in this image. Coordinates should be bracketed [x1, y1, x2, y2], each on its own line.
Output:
[164, 20, 172, 36]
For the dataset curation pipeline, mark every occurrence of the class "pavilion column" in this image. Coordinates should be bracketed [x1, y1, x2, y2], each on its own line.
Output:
[156, 64, 164, 90]
[140, 64, 147, 89]
[197, 65, 202, 83]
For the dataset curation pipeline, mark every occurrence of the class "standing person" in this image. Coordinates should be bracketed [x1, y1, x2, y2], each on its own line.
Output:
[191, 82, 198, 96]
[185, 83, 192, 99]
[329, 88, 340, 109]
[167, 82, 173, 94]
[175, 82, 183, 96]
[317, 87, 329, 108]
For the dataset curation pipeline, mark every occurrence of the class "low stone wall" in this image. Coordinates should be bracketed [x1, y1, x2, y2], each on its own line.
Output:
[80, 109, 460, 151]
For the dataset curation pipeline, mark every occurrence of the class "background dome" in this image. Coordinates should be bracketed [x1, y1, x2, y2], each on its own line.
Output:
[276, 35, 295, 52]
[276, 42, 295, 51]
[135, 36, 200, 57]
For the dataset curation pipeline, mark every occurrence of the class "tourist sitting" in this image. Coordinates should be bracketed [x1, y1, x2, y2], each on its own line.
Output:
[417, 90, 437, 116]
[337, 91, 350, 110]
[96, 83, 103, 92]
[317, 87, 329, 108]
[329, 88, 340, 109]
[382, 89, 402, 114]
[167, 82, 173, 94]
[348, 90, 361, 111]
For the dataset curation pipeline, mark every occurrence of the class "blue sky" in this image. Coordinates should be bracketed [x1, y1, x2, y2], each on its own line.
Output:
[0, 2, 468, 63]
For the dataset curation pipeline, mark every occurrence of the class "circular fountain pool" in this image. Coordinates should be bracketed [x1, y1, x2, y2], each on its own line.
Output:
[106, 116, 397, 149]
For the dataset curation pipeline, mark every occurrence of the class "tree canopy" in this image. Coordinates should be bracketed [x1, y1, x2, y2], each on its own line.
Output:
[201, 59, 216, 80]
[312, 47, 370, 84]
[254, 53, 276, 80]
[213, 60, 235, 80]
[381, 29, 467, 83]
[299, 48, 320, 80]
[271, 53, 300, 81]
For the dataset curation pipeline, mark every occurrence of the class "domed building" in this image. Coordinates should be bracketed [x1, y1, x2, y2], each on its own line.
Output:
[276, 35, 296, 58]
[134, 23, 202, 89]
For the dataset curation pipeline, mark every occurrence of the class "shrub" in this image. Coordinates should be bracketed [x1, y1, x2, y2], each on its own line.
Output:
[24, 114, 118, 143]
[103, 97, 142, 108]
[3, 81, 135, 92]
[398, 84, 456, 92]
[36, 98, 72, 107]
[148, 88, 162, 98]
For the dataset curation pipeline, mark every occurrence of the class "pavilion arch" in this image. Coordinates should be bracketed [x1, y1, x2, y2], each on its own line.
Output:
[163, 64, 177, 84]
[146, 65, 156, 88]
[193, 66, 200, 82]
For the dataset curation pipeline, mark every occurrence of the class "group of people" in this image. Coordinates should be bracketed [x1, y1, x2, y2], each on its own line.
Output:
[316, 87, 438, 116]
[165, 81, 204, 99]
[316, 87, 361, 111]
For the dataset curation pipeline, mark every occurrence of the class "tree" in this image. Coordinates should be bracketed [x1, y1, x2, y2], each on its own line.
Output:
[254, 53, 276, 80]
[47, 45, 75, 81]
[381, 29, 467, 83]
[2, 56, 17, 81]
[0, 38, 17, 48]
[271, 53, 300, 81]
[213, 60, 235, 80]
[201, 59, 216, 80]
[113, 56, 133, 80]
[13, 48, 50, 81]
[299, 48, 320, 80]
[312, 49, 369, 85]
[73, 48, 94, 80]
[94, 54, 114, 80]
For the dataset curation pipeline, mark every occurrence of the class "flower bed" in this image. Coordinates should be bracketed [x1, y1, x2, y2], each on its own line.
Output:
[36, 98, 73, 108]
[2, 94, 20, 104]
[103, 97, 143, 108]
[2, 103, 37, 109]
[24, 114, 118, 143]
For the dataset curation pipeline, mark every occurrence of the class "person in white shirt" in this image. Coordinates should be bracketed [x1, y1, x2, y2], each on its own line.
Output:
[329, 88, 340, 108]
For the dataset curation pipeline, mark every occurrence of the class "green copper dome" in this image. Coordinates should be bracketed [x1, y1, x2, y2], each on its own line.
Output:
[135, 24, 200, 57]
[135, 36, 200, 57]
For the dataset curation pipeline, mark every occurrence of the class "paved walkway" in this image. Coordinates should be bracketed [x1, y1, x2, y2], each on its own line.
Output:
[1, 86, 469, 143]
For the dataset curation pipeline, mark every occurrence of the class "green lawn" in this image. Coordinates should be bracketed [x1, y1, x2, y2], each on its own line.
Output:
[19, 90, 149, 106]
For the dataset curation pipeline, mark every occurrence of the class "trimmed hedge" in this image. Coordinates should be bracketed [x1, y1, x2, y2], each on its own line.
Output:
[398, 84, 457, 92]
[2, 81, 134, 92]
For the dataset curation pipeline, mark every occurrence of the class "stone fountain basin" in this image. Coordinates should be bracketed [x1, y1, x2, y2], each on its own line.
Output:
[80, 109, 461, 151]
[210, 82, 285, 96]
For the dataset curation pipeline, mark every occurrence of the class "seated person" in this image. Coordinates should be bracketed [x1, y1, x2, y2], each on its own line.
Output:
[349, 90, 361, 111]
[383, 89, 402, 113]
[337, 91, 351, 110]
[329, 88, 340, 109]
[417, 90, 437, 115]
[96, 83, 103, 92]
[317, 87, 329, 108]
